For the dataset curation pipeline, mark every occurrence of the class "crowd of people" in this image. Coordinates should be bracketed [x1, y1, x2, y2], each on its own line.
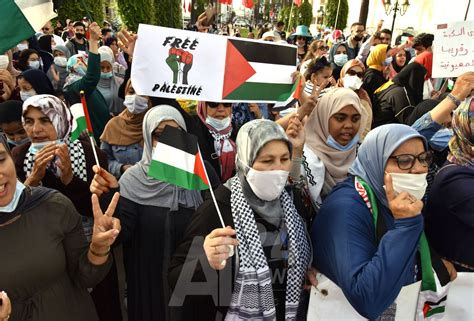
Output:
[0, 13, 473, 321]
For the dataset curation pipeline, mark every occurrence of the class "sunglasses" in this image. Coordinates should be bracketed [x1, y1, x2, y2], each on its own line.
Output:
[388, 151, 433, 170]
[318, 46, 329, 51]
[207, 102, 232, 108]
[347, 69, 364, 78]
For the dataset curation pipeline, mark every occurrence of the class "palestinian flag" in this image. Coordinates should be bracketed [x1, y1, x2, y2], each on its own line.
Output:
[222, 38, 297, 101]
[417, 233, 451, 320]
[70, 103, 87, 141]
[273, 77, 302, 111]
[148, 126, 209, 190]
[0, 0, 57, 54]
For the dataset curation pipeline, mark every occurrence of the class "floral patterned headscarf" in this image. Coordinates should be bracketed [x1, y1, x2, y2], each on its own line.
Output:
[448, 97, 474, 168]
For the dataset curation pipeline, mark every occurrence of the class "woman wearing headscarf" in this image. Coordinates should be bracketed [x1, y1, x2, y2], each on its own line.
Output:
[387, 49, 411, 80]
[117, 105, 204, 321]
[0, 131, 121, 321]
[362, 44, 391, 101]
[195, 101, 236, 183]
[37, 34, 55, 73]
[338, 59, 373, 140]
[373, 63, 427, 127]
[425, 75, 474, 273]
[100, 80, 149, 178]
[328, 42, 349, 81]
[11, 94, 123, 321]
[311, 124, 456, 320]
[17, 69, 54, 101]
[169, 119, 314, 321]
[63, 22, 110, 143]
[303, 88, 368, 205]
[47, 45, 70, 92]
[97, 46, 124, 116]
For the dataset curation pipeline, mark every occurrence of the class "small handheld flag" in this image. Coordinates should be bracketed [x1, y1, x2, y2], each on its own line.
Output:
[80, 91, 100, 167]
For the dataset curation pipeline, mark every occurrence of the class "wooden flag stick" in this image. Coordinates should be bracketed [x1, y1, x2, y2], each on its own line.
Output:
[80, 91, 100, 168]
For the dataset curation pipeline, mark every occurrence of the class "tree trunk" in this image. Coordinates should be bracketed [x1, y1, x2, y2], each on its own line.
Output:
[359, 0, 369, 27]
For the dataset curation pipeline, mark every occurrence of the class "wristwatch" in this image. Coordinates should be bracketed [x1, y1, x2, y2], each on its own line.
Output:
[447, 93, 462, 107]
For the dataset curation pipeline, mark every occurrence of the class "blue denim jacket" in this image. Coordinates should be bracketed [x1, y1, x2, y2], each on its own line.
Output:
[100, 141, 143, 178]
[411, 112, 442, 141]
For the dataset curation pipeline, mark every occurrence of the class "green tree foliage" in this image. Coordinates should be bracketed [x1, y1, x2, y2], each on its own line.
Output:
[153, 0, 182, 29]
[116, 0, 154, 31]
[299, 0, 313, 27]
[325, 0, 349, 30]
[278, 0, 313, 31]
[57, 0, 105, 23]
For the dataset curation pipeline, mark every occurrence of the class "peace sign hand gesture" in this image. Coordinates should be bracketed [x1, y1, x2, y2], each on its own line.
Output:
[88, 193, 121, 264]
[384, 173, 423, 220]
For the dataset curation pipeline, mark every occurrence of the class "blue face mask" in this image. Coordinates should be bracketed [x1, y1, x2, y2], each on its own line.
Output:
[101, 71, 113, 79]
[0, 180, 26, 213]
[383, 56, 393, 66]
[326, 134, 359, 151]
[429, 128, 453, 152]
[75, 65, 87, 76]
[28, 140, 61, 155]
[7, 137, 30, 146]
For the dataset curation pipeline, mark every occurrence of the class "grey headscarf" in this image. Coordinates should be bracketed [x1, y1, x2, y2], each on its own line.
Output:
[119, 105, 202, 210]
[233, 119, 292, 227]
[348, 124, 427, 208]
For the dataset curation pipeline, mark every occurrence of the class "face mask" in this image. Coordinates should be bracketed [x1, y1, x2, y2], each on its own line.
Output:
[205, 116, 231, 131]
[297, 43, 305, 48]
[386, 172, 428, 200]
[28, 60, 41, 70]
[383, 56, 393, 66]
[51, 45, 57, 51]
[0, 55, 9, 70]
[0, 180, 26, 213]
[74, 65, 87, 76]
[7, 137, 30, 146]
[28, 139, 61, 155]
[124, 94, 149, 114]
[429, 128, 453, 152]
[343, 75, 363, 90]
[246, 168, 289, 201]
[334, 53, 348, 67]
[75, 33, 84, 40]
[20, 89, 37, 101]
[101, 71, 113, 79]
[17, 43, 28, 51]
[326, 134, 359, 151]
[54, 56, 67, 67]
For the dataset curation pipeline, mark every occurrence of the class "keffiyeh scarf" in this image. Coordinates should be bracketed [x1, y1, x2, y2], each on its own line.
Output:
[226, 176, 310, 321]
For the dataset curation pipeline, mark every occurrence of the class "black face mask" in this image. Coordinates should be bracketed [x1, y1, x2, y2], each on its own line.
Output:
[353, 35, 363, 42]
[75, 33, 84, 40]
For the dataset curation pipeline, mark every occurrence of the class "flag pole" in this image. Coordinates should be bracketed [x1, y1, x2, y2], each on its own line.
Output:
[197, 146, 226, 228]
[80, 91, 100, 168]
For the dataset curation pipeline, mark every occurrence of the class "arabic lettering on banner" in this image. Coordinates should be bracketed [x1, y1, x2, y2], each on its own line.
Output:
[433, 21, 474, 78]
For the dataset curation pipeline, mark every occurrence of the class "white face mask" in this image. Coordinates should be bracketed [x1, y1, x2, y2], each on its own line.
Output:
[0, 55, 9, 70]
[17, 43, 28, 51]
[124, 94, 149, 114]
[246, 168, 289, 201]
[205, 116, 231, 131]
[54, 56, 67, 67]
[28, 60, 41, 70]
[334, 53, 348, 66]
[386, 172, 428, 200]
[0, 180, 26, 213]
[20, 89, 37, 101]
[343, 74, 363, 90]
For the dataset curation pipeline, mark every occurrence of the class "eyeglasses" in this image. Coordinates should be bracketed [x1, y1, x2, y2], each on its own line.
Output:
[347, 69, 364, 78]
[388, 151, 433, 170]
[318, 46, 329, 51]
[207, 102, 232, 108]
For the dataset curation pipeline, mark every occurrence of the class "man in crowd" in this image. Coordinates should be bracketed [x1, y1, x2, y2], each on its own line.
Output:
[345, 22, 365, 59]
[66, 21, 89, 55]
[41, 20, 65, 47]
[274, 21, 286, 40]
[378, 29, 392, 45]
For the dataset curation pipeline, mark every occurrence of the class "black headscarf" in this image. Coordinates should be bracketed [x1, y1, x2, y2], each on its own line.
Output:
[21, 69, 55, 95]
[38, 35, 53, 54]
[392, 63, 426, 105]
[0, 100, 23, 124]
[391, 49, 412, 73]
[406, 99, 439, 126]
[0, 131, 55, 225]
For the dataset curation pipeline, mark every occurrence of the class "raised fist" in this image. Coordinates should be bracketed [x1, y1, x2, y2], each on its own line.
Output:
[165, 47, 193, 85]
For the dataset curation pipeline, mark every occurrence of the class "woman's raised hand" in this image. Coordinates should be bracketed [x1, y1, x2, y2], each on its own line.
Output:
[203, 226, 239, 270]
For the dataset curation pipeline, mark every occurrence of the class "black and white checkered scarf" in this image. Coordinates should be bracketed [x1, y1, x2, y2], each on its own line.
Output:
[226, 176, 311, 321]
[24, 139, 88, 182]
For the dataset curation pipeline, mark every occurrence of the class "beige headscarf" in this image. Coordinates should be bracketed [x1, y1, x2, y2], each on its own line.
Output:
[305, 87, 368, 195]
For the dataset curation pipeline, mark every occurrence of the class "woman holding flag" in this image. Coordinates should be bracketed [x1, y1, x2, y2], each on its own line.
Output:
[10, 94, 123, 321]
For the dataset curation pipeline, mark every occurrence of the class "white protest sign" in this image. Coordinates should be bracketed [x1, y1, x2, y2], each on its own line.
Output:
[131, 24, 297, 103]
[432, 21, 474, 78]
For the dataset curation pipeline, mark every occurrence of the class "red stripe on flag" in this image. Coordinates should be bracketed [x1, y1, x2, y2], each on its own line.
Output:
[80, 91, 94, 136]
[194, 151, 210, 186]
[294, 77, 302, 100]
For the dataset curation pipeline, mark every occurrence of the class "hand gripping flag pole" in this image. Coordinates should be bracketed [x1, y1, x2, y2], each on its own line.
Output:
[80, 91, 100, 167]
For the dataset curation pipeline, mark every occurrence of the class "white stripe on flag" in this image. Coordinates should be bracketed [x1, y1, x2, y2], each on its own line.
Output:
[153, 143, 196, 173]
[70, 103, 85, 131]
[16, 0, 57, 32]
[247, 62, 294, 84]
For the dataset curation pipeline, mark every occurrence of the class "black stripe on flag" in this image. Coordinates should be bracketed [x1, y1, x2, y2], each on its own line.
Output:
[159, 125, 198, 155]
[425, 295, 448, 306]
[229, 39, 296, 66]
